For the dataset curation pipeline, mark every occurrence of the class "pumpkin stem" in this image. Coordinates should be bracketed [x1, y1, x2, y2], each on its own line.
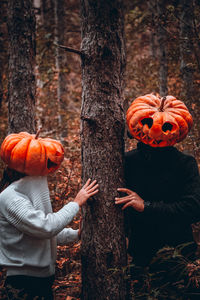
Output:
[35, 128, 41, 139]
[159, 96, 167, 112]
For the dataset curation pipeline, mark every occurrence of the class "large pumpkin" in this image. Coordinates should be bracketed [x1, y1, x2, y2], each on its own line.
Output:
[0, 131, 64, 175]
[126, 94, 193, 147]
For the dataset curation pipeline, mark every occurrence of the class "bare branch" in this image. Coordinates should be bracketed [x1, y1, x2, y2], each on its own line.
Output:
[54, 42, 83, 57]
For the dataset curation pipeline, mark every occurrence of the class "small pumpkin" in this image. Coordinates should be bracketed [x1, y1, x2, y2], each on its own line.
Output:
[126, 94, 193, 147]
[0, 130, 64, 175]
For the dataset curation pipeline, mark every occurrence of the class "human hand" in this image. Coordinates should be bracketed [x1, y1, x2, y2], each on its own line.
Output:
[115, 188, 144, 212]
[74, 179, 99, 207]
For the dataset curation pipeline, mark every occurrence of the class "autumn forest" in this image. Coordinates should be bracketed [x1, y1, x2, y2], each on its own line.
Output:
[0, 0, 200, 299]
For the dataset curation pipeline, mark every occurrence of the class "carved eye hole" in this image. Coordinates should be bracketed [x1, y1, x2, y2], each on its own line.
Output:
[47, 159, 58, 169]
[141, 118, 153, 128]
[162, 122, 173, 132]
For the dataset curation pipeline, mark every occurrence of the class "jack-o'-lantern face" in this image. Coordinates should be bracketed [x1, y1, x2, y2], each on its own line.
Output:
[126, 94, 193, 147]
[0, 130, 64, 175]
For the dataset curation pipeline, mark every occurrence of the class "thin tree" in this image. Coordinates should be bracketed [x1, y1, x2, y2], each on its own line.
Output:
[179, 0, 198, 157]
[40, 0, 54, 32]
[148, 0, 157, 59]
[80, 1, 128, 299]
[179, 0, 195, 110]
[0, 0, 8, 108]
[156, 0, 168, 96]
[7, 0, 36, 133]
[54, 0, 68, 138]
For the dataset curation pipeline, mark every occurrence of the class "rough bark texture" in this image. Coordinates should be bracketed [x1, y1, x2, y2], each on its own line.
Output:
[80, 1, 127, 299]
[54, 0, 68, 138]
[0, 0, 8, 108]
[179, 0, 197, 156]
[179, 0, 195, 109]
[148, 0, 157, 59]
[156, 0, 168, 97]
[41, 0, 54, 31]
[7, 0, 36, 133]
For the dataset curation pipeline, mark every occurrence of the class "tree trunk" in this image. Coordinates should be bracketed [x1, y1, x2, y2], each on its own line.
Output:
[54, 0, 68, 138]
[0, 0, 8, 108]
[41, 0, 54, 31]
[179, 0, 197, 156]
[80, 1, 127, 299]
[156, 0, 168, 96]
[7, 0, 36, 133]
[148, 0, 157, 58]
[179, 0, 195, 109]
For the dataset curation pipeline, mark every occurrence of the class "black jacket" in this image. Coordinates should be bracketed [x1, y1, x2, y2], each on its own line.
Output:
[124, 142, 200, 266]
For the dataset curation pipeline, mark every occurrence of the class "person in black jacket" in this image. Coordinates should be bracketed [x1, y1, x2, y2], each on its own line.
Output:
[115, 94, 200, 267]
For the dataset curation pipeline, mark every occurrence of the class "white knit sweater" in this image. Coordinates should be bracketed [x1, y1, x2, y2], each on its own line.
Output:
[0, 176, 80, 277]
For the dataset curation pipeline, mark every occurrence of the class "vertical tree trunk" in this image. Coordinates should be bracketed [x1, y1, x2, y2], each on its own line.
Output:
[7, 0, 36, 133]
[80, 1, 127, 299]
[148, 0, 157, 58]
[179, 0, 195, 110]
[54, 0, 68, 138]
[0, 0, 8, 108]
[156, 0, 168, 96]
[41, 0, 54, 31]
[179, 0, 197, 156]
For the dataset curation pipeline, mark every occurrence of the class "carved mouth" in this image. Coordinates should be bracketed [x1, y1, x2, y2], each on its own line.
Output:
[47, 158, 58, 170]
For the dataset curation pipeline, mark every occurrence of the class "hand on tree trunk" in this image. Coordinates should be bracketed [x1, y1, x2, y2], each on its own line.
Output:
[74, 178, 99, 207]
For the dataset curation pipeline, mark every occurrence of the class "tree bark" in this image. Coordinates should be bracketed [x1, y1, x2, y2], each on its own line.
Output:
[179, 0, 197, 156]
[54, 0, 68, 138]
[41, 0, 54, 31]
[179, 0, 195, 109]
[148, 0, 157, 59]
[80, 1, 128, 299]
[7, 0, 36, 133]
[0, 0, 8, 108]
[156, 0, 168, 96]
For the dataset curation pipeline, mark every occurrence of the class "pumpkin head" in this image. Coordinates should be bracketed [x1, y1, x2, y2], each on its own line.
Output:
[126, 94, 193, 147]
[0, 131, 64, 175]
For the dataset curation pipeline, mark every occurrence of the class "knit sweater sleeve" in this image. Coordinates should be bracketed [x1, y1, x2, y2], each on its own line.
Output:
[57, 228, 79, 245]
[143, 155, 200, 225]
[0, 196, 80, 239]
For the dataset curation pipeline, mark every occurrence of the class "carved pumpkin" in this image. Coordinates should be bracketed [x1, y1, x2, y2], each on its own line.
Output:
[126, 94, 193, 147]
[0, 131, 64, 175]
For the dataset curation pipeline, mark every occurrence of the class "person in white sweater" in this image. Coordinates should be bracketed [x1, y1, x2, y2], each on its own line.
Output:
[0, 156, 98, 298]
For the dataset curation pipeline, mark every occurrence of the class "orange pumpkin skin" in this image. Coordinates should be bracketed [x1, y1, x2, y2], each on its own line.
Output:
[126, 94, 193, 147]
[0, 132, 64, 175]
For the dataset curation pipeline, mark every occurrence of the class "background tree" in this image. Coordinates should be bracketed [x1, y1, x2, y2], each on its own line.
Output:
[7, 0, 36, 133]
[0, 0, 8, 108]
[40, 0, 54, 33]
[54, 0, 68, 138]
[179, 0, 195, 110]
[147, 0, 157, 59]
[156, 0, 168, 96]
[80, 0, 128, 299]
[179, 0, 198, 156]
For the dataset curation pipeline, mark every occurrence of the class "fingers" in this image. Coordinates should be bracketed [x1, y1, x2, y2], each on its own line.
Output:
[83, 179, 99, 198]
[88, 189, 99, 197]
[83, 179, 97, 190]
[87, 184, 99, 193]
[122, 202, 133, 210]
[117, 188, 133, 195]
[115, 195, 133, 203]
[86, 179, 97, 190]
[83, 178, 91, 189]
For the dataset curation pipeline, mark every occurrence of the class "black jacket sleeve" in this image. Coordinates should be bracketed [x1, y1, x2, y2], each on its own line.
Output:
[143, 156, 200, 225]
